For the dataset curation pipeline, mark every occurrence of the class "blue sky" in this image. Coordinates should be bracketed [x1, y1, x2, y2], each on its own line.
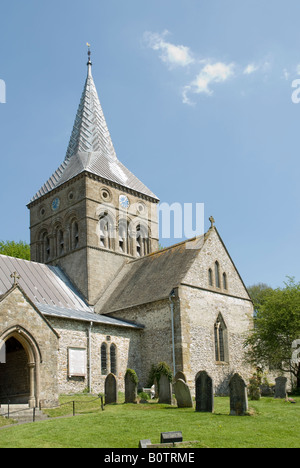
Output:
[0, 0, 299, 288]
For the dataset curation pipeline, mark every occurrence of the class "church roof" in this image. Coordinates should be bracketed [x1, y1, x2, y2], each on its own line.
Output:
[97, 236, 205, 314]
[0, 255, 142, 329]
[29, 54, 158, 204]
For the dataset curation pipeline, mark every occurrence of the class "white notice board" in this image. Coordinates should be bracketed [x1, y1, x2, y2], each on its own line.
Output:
[68, 348, 87, 377]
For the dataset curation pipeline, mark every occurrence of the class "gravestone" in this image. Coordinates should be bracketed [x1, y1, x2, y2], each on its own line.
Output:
[174, 379, 193, 408]
[158, 374, 172, 404]
[274, 376, 287, 399]
[105, 373, 118, 404]
[174, 371, 187, 383]
[229, 373, 248, 416]
[125, 372, 138, 404]
[195, 371, 214, 413]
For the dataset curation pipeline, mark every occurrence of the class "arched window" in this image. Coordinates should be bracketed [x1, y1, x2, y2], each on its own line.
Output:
[38, 230, 49, 263]
[101, 343, 108, 375]
[43, 232, 50, 262]
[223, 272, 228, 290]
[71, 220, 79, 250]
[99, 212, 115, 250]
[136, 224, 149, 257]
[110, 344, 117, 375]
[56, 229, 64, 256]
[208, 268, 213, 286]
[214, 314, 228, 363]
[118, 220, 129, 254]
[215, 261, 220, 288]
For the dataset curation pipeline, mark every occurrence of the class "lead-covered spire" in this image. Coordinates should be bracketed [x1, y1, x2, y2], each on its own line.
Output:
[65, 45, 117, 161]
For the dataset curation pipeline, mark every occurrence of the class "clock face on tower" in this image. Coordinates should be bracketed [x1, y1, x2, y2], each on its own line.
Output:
[119, 195, 130, 209]
[51, 197, 60, 212]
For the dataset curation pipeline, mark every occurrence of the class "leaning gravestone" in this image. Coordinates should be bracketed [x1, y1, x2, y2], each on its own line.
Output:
[105, 373, 118, 404]
[229, 373, 248, 416]
[158, 374, 172, 404]
[274, 376, 287, 399]
[125, 371, 138, 404]
[174, 379, 193, 408]
[195, 371, 214, 413]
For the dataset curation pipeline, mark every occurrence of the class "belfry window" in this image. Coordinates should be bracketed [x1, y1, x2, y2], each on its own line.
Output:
[118, 220, 128, 254]
[136, 224, 149, 257]
[42, 232, 50, 262]
[99, 212, 114, 250]
[58, 230, 64, 256]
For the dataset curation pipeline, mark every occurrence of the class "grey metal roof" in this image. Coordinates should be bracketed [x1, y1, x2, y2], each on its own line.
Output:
[0, 254, 92, 312]
[39, 304, 143, 329]
[0, 255, 142, 329]
[29, 63, 159, 204]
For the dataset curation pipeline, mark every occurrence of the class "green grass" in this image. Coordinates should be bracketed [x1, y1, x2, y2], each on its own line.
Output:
[0, 396, 299, 448]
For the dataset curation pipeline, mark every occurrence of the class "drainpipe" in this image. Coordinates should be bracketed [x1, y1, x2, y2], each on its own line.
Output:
[88, 322, 93, 393]
[169, 289, 176, 377]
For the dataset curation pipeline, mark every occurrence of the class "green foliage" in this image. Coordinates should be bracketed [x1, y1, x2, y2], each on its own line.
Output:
[0, 240, 30, 261]
[147, 362, 173, 388]
[247, 283, 273, 312]
[245, 278, 300, 386]
[138, 391, 150, 401]
[248, 373, 261, 401]
[125, 368, 139, 385]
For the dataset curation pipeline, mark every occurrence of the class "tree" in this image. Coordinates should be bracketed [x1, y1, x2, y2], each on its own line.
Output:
[245, 278, 300, 389]
[0, 240, 30, 260]
[247, 283, 273, 312]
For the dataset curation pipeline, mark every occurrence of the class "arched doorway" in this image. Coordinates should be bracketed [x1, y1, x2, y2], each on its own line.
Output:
[0, 327, 41, 407]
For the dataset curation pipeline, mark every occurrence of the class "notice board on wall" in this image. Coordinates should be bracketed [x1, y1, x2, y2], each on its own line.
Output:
[68, 348, 87, 377]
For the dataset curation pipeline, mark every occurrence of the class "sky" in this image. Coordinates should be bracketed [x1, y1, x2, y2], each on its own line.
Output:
[0, 0, 299, 289]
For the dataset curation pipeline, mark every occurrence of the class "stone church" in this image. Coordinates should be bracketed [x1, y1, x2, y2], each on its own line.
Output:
[0, 51, 253, 408]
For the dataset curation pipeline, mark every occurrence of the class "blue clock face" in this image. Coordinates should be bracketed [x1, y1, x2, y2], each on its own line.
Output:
[52, 197, 60, 211]
[119, 195, 130, 209]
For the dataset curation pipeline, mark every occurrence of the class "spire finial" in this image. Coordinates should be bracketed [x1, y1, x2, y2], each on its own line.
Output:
[86, 42, 92, 73]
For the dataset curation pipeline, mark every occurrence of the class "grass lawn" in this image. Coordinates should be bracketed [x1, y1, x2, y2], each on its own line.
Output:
[0, 396, 299, 448]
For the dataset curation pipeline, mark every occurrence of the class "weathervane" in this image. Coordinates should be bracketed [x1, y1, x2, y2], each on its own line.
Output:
[87, 42, 92, 66]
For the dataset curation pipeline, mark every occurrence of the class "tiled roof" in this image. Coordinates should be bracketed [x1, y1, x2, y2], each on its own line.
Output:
[97, 236, 206, 314]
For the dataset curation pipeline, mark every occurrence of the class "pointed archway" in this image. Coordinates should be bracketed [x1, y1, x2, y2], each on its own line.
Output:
[0, 327, 41, 408]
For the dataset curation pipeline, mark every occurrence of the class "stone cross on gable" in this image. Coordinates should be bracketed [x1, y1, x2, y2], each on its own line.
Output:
[209, 216, 215, 228]
[10, 271, 21, 286]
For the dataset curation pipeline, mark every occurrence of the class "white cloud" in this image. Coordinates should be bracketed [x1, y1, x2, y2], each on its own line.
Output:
[143, 30, 194, 68]
[184, 61, 235, 101]
[243, 63, 259, 75]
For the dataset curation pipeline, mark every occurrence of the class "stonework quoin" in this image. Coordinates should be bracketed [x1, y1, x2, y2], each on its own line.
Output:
[229, 373, 248, 416]
[195, 370, 214, 413]
[105, 373, 118, 404]
[174, 378, 193, 408]
[274, 376, 287, 399]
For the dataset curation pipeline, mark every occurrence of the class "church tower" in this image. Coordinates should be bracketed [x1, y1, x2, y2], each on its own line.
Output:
[28, 48, 159, 305]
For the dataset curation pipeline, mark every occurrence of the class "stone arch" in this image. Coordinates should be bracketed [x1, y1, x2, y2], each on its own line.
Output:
[0, 326, 42, 407]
